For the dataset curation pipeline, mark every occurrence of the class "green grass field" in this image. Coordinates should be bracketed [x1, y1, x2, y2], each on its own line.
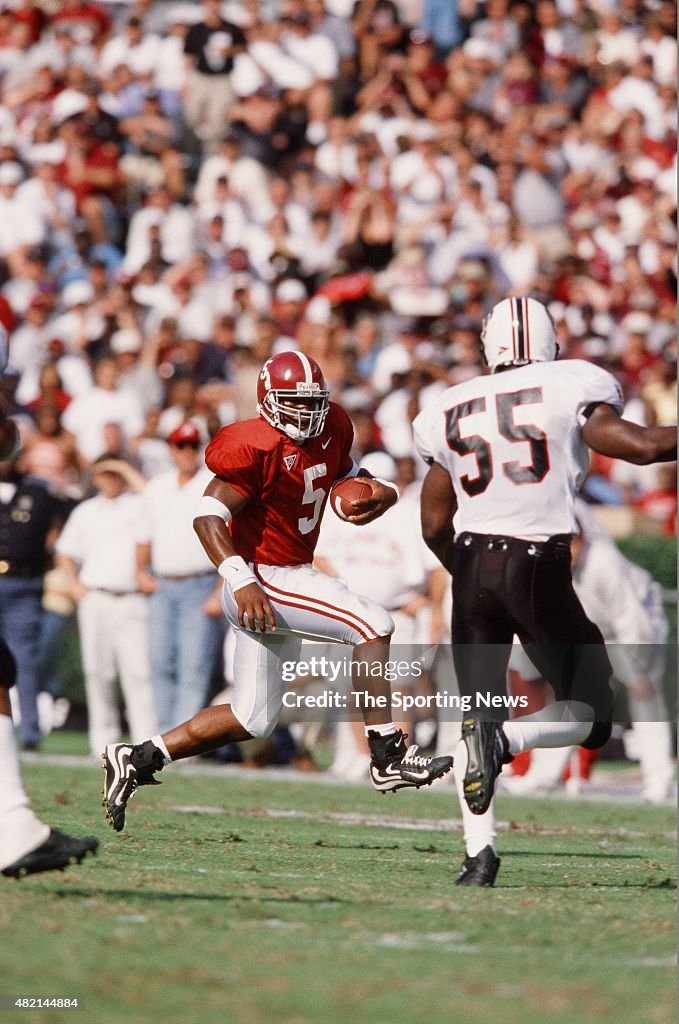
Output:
[4, 756, 676, 1024]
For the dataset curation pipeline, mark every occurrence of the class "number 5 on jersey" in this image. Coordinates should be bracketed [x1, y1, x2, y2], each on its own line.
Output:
[298, 463, 327, 534]
[446, 387, 550, 497]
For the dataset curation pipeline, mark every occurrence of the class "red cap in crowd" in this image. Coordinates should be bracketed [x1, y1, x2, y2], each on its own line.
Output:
[167, 422, 201, 446]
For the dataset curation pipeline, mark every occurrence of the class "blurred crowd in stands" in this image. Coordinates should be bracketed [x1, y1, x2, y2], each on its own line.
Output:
[0, 0, 675, 777]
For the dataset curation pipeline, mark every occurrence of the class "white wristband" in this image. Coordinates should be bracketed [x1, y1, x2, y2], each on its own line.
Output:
[195, 495, 232, 523]
[370, 477, 400, 500]
[218, 555, 257, 593]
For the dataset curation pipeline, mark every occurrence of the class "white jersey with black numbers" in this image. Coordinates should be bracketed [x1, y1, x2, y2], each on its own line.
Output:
[413, 359, 623, 538]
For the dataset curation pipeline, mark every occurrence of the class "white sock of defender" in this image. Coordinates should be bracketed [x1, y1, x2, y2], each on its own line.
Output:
[503, 701, 594, 754]
[364, 722, 397, 738]
[0, 715, 50, 870]
[453, 737, 497, 857]
[151, 734, 172, 765]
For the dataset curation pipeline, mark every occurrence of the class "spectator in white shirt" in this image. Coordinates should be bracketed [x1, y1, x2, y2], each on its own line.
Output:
[123, 188, 194, 275]
[135, 422, 223, 732]
[98, 16, 161, 78]
[193, 132, 270, 213]
[0, 162, 44, 265]
[55, 455, 157, 757]
[61, 355, 145, 465]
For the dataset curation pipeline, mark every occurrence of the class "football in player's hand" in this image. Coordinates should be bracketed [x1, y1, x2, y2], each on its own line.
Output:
[330, 477, 375, 521]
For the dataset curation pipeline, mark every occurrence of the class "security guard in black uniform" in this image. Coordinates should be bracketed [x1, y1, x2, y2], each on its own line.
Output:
[0, 457, 70, 748]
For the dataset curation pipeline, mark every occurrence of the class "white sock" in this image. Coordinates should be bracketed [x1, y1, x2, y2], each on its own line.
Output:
[633, 720, 675, 799]
[151, 734, 172, 765]
[0, 715, 50, 870]
[453, 737, 497, 857]
[364, 722, 397, 738]
[504, 701, 594, 754]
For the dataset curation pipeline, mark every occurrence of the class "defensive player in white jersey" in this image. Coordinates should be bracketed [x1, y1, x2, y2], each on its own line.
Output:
[414, 296, 677, 886]
[0, 356, 98, 877]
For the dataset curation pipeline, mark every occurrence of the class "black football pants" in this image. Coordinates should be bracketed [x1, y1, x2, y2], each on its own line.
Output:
[451, 532, 613, 746]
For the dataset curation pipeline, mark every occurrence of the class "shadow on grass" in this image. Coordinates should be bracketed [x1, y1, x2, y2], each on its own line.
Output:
[39, 887, 350, 904]
[506, 849, 651, 860]
[496, 880, 676, 889]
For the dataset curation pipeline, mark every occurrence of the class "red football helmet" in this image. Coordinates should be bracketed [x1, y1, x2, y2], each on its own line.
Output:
[257, 351, 330, 443]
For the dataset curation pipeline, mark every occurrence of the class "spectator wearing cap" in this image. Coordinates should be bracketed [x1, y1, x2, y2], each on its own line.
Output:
[182, 0, 246, 147]
[55, 453, 157, 756]
[0, 448, 71, 749]
[47, 279, 105, 360]
[7, 1, 45, 45]
[273, 278, 307, 337]
[50, 1, 111, 46]
[135, 421, 222, 732]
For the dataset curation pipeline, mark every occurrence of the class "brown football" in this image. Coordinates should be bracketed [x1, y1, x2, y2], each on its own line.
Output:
[329, 477, 374, 521]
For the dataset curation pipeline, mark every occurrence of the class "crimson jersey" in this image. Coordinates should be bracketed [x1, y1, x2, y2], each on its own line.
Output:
[205, 402, 355, 566]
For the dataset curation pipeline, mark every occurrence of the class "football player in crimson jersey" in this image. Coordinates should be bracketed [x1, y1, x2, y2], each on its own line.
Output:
[103, 351, 453, 832]
[415, 296, 677, 886]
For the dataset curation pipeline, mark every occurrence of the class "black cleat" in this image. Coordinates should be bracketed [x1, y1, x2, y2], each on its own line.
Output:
[454, 845, 500, 887]
[2, 829, 98, 878]
[368, 729, 453, 793]
[102, 741, 164, 832]
[461, 715, 512, 815]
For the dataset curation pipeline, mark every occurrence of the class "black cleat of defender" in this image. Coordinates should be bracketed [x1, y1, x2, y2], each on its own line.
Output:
[454, 845, 500, 887]
[102, 742, 163, 832]
[461, 715, 512, 815]
[368, 729, 453, 793]
[2, 829, 98, 878]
